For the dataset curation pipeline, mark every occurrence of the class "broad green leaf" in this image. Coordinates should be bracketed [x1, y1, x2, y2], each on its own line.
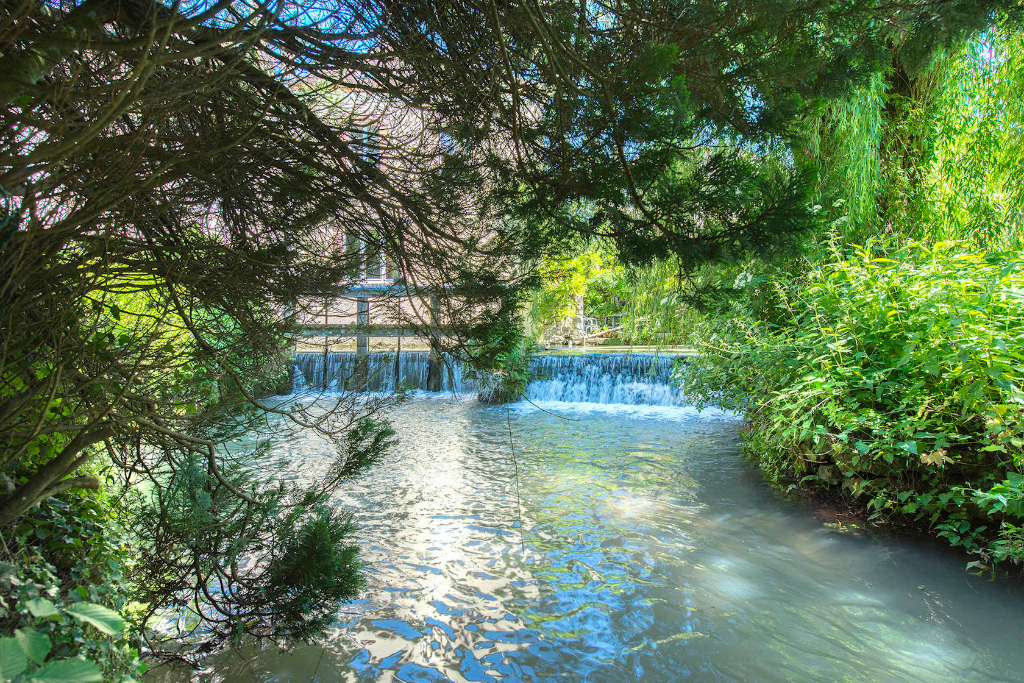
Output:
[15, 628, 51, 664]
[23, 598, 59, 618]
[0, 637, 28, 680]
[63, 603, 126, 635]
[896, 440, 918, 455]
[28, 657, 103, 682]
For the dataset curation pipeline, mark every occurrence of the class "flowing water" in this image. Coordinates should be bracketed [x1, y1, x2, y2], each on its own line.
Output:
[293, 351, 684, 405]
[294, 352, 476, 393]
[158, 354, 1024, 682]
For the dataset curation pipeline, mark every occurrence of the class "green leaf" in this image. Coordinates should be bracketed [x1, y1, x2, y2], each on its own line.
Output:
[24, 598, 59, 618]
[28, 657, 103, 682]
[15, 628, 51, 664]
[896, 440, 918, 455]
[63, 602, 126, 635]
[0, 637, 28, 680]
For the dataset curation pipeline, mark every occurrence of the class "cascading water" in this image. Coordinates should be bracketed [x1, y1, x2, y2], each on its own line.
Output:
[526, 353, 686, 406]
[294, 350, 687, 406]
[293, 351, 475, 393]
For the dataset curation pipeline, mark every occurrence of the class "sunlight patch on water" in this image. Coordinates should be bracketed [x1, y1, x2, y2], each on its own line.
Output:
[508, 398, 738, 422]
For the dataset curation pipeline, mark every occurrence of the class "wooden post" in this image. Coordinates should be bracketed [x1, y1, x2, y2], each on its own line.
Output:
[427, 293, 442, 392]
[394, 335, 401, 390]
[355, 296, 369, 390]
[321, 297, 330, 389]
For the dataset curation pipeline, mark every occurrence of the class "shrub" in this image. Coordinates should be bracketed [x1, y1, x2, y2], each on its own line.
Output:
[1, 495, 145, 681]
[681, 239, 1024, 566]
[467, 337, 535, 404]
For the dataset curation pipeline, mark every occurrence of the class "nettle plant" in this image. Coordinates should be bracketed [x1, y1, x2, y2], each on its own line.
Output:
[682, 240, 1024, 565]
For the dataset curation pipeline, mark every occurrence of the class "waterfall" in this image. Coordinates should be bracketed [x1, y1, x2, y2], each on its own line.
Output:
[525, 353, 685, 406]
[293, 351, 474, 393]
[294, 351, 686, 406]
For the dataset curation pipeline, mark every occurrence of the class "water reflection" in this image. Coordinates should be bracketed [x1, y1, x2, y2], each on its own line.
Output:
[156, 397, 1024, 683]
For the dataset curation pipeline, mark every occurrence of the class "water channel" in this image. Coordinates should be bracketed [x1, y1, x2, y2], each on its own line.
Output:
[158, 353, 1024, 682]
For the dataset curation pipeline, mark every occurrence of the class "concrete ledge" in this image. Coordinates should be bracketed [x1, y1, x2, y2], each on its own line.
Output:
[536, 345, 698, 356]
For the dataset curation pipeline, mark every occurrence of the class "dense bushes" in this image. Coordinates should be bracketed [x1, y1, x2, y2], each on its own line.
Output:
[0, 494, 145, 681]
[682, 240, 1024, 566]
[529, 241, 708, 347]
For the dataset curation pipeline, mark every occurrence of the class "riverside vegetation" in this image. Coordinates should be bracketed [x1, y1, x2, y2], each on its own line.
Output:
[681, 241, 1024, 567]
[682, 20, 1024, 569]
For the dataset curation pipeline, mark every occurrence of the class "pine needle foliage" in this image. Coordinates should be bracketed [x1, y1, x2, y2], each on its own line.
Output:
[259, 506, 363, 640]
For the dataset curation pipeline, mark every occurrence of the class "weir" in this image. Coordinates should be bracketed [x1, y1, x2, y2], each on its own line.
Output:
[294, 351, 475, 393]
[526, 353, 684, 406]
[293, 351, 686, 405]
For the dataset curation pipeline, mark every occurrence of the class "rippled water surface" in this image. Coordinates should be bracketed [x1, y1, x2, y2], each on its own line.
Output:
[159, 396, 1024, 682]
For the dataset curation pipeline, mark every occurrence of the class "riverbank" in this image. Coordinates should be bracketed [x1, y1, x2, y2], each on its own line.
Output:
[785, 472, 1024, 580]
[679, 242, 1024, 572]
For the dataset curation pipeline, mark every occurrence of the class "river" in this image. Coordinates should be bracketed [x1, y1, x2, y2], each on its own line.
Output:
[157, 353, 1024, 682]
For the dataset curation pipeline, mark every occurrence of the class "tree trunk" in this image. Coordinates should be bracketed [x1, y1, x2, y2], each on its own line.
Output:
[0, 423, 113, 526]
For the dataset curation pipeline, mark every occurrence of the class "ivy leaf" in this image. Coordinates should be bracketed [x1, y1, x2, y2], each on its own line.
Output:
[0, 637, 28, 680]
[15, 628, 51, 664]
[27, 657, 103, 682]
[63, 603, 126, 635]
[24, 598, 59, 618]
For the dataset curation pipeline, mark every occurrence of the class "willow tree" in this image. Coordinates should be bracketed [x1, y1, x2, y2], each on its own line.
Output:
[805, 8, 1024, 244]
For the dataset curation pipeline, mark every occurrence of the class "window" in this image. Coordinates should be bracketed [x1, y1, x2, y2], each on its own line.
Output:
[340, 231, 396, 282]
[344, 232, 362, 278]
[352, 124, 380, 168]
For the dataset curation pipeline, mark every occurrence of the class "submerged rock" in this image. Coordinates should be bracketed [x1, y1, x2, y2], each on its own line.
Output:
[817, 464, 842, 486]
